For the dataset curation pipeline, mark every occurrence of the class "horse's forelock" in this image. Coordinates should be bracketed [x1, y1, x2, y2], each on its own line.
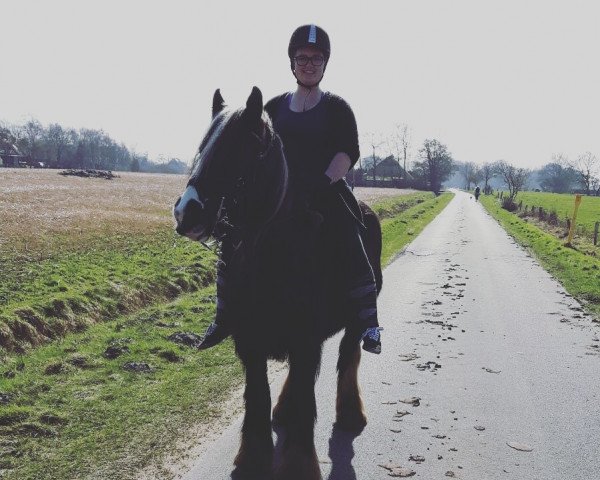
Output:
[189, 110, 235, 185]
[189, 108, 274, 187]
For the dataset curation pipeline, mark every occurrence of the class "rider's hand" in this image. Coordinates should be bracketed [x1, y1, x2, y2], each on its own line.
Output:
[313, 173, 333, 193]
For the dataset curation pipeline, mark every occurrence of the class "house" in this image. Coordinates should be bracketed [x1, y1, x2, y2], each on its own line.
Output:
[0, 143, 26, 167]
[354, 155, 412, 187]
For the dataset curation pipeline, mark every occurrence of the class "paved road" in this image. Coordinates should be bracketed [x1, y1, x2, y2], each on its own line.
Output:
[180, 190, 600, 480]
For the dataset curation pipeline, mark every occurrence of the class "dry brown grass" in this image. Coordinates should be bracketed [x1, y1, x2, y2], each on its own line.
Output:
[0, 169, 187, 256]
[0, 168, 414, 257]
[352, 186, 419, 204]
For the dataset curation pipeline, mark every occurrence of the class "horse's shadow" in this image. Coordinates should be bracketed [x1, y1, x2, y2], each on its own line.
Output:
[323, 424, 361, 480]
[228, 423, 361, 480]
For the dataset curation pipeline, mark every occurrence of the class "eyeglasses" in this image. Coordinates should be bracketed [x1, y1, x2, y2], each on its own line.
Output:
[294, 55, 325, 67]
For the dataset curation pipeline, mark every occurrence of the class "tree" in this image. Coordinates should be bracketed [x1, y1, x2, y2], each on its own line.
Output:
[389, 124, 411, 181]
[591, 176, 600, 196]
[17, 119, 44, 161]
[481, 162, 496, 194]
[495, 161, 530, 210]
[459, 162, 479, 190]
[45, 123, 71, 168]
[1, 117, 187, 173]
[537, 155, 579, 193]
[0, 125, 17, 153]
[130, 156, 140, 172]
[364, 132, 385, 185]
[413, 139, 455, 195]
[572, 151, 599, 195]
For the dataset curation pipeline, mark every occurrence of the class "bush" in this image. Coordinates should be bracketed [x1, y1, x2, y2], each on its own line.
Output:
[502, 198, 518, 211]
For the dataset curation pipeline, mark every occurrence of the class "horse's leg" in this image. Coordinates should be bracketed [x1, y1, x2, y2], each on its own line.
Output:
[272, 371, 292, 426]
[335, 330, 367, 431]
[275, 345, 322, 480]
[234, 353, 273, 474]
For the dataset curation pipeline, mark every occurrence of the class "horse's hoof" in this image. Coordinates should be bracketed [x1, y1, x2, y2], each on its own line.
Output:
[275, 445, 322, 480]
[335, 409, 367, 432]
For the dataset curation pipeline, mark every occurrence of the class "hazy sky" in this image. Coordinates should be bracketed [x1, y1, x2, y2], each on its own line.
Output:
[2, 0, 599, 169]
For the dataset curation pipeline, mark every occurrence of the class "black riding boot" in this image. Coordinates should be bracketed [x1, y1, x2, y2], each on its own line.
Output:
[198, 243, 233, 350]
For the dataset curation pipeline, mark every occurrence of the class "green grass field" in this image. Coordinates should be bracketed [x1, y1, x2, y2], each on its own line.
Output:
[0, 172, 455, 480]
[513, 191, 600, 235]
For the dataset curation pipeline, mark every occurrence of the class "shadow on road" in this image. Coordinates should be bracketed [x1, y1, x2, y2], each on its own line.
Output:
[226, 424, 360, 480]
[326, 424, 360, 480]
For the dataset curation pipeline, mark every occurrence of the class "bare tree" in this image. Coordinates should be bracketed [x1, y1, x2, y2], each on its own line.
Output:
[17, 119, 44, 161]
[481, 162, 496, 194]
[364, 132, 385, 186]
[572, 151, 599, 195]
[459, 162, 476, 189]
[390, 124, 411, 180]
[495, 160, 530, 209]
[591, 176, 600, 196]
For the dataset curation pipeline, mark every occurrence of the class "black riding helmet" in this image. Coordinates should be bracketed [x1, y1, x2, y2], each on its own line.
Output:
[288, 24, 330, 86]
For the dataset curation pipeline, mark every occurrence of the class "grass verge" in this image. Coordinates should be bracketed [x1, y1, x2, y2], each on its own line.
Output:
[381, 192, 454, 266]
[0, 230, 216, 354]
[0, 191, 454, 480]
[0, 288, 241, 480]
[480, 195, 600, 319]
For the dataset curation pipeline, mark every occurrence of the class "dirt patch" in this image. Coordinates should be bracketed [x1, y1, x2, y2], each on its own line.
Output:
[58, 169, 119, 180]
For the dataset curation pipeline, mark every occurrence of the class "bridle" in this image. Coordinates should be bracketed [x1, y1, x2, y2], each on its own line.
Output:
[195, 128, 278, 253]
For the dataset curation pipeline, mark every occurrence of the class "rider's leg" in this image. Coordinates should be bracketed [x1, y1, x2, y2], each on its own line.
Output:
[321, 190, 382, 354]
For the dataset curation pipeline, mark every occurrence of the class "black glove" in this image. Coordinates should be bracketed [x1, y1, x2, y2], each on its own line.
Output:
[313, 173, 333, 194]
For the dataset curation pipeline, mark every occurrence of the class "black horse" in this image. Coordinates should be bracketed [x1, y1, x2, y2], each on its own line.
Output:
[173, 87, 382, 480]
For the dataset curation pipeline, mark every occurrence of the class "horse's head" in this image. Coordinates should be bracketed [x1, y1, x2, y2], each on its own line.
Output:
[174, 87, 287, 242]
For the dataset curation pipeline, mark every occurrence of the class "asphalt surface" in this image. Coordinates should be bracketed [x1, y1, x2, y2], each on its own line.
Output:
[180, 190, 600, 480]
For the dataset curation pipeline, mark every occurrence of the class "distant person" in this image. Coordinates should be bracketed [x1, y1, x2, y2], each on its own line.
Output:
[198, 24, 382, 354]
[474, 185, 481, 201]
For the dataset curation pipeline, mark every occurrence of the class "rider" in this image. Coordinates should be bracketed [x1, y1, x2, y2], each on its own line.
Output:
[474, 185, 481, 200]
[198, 24, 382, 354]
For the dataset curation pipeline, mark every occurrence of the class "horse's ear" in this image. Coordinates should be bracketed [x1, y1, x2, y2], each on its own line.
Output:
[212, 89, 225, 118]
[242, 86, 263, 125]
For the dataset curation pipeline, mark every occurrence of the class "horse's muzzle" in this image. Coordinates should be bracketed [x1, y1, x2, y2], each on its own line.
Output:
[173, 195, 221, 242]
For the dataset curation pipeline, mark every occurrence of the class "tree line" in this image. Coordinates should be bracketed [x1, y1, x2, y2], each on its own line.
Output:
[449, 153, 600, 210]
[0, 119, 187, 174]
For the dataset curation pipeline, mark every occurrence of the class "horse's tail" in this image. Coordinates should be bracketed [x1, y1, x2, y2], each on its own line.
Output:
[360, 203, 383, 295]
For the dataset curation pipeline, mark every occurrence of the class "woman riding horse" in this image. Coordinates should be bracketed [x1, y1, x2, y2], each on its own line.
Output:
[199, 24, 383, 355]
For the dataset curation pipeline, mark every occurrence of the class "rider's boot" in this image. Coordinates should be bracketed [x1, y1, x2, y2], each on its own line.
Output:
[198, 258, 231, 350]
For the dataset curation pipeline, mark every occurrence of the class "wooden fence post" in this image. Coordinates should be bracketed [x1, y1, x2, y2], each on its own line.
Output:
[594, 221, 599, 246]
[565, 194, 583, 247]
